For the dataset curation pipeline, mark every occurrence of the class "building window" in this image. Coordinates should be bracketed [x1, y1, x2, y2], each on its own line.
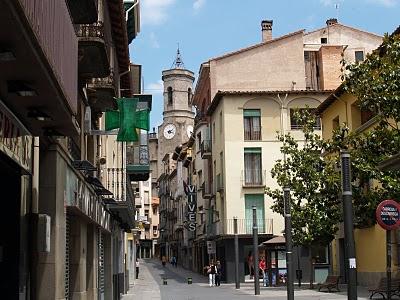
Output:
[243, 109, 261, 140]
[355, 51, 364, 63]
[152, 207, 157, 215]
[167, 87, 173, 105]
[332, 116, 339, 130]
[244, 148, 263, 185]
[321, 37, 327, 44]
[188, 88, 192, 105]
[312, 245, 329, 264]
[153, 226, 158, 236]
[290, 108, 321, 130]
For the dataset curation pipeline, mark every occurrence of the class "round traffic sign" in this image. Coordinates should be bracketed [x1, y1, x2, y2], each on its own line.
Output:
[376, 200, 400, 230]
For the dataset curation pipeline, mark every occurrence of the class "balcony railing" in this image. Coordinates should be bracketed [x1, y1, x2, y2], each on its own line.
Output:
[87, 71, 116, 111]
[200, 139, 212, 159]
[126, 144, 150, 181]
[244, 129, 261, 141]
[201, 181, 213, 199]
[19, 0, 78, 112]
[225, 218, 273, 235]
[241, 169, 266, 187]
[127, 145, 150, 166]
[105, 168, 126, 201]
[207, 221, 221, 237]
[77, 21, 110, 79]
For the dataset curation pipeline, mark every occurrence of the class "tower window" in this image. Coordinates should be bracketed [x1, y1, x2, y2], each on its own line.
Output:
[167, 87, 173, 105]
[188, 88, 192, 106]
[321, 37, 327, 44]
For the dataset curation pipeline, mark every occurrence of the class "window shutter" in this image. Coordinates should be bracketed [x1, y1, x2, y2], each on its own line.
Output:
[243, 109, 261, 117]
[244, 147, 262, 154]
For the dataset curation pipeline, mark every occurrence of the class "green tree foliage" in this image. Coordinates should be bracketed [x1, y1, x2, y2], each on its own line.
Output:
[342, 32, 400, 227]
[265, 109, 342, 247]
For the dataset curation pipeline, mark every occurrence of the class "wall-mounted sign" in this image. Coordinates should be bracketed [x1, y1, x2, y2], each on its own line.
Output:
[0, 100, 32, 172]
[376, 199, 400, 231]
[207, 241, 216, 254]
[187, 185, 197, 231]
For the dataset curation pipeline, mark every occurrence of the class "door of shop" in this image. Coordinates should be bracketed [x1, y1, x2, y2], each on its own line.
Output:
[0, 155, 22, 298]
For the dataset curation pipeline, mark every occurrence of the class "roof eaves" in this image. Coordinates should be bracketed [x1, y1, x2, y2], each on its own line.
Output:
[315, 84, 346, 115]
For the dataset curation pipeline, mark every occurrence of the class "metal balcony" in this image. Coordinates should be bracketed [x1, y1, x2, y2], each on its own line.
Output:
[200, 139, 212, 159]
[66, 0, 98, 24]
[77, 21, 110, 79]
[225, 218, 273, 235]
[87, 71, 116, 112]
[201, 182, 213, 199]
[126, 144, 150, 182]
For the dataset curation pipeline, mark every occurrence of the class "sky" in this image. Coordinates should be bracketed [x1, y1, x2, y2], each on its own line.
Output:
[129, 0, 400, 129]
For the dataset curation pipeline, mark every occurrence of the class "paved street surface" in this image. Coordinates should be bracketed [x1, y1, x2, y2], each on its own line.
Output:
[123, 259, 373, 299]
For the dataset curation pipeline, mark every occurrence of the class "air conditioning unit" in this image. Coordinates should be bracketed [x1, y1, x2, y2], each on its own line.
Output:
[84, 106, 92, 135]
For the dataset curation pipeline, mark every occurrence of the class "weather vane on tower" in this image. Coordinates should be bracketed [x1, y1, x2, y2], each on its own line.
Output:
[171, 43, 185, 69]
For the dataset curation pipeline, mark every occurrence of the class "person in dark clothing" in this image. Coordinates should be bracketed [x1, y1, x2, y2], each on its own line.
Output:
[135, 258, 139, 279]
[215, 261, 223, 286]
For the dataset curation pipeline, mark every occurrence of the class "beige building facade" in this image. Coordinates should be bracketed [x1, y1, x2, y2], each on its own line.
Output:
[191, 18, 382, 283]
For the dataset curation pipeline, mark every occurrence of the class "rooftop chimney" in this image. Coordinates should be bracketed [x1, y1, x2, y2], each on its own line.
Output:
[261, 20, 273, 42]
[326, 18, 338, 26]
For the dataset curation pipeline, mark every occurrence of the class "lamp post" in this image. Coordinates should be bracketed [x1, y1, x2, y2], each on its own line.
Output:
[234, 217, 240, 289]
[340, 150, 357, 300]
[252, 206, 260, 295]
[284, 187, 294, 300]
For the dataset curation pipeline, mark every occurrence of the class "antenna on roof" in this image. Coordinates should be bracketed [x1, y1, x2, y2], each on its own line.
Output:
[335, 3, 340, 21]
[171, 43, 185, 69]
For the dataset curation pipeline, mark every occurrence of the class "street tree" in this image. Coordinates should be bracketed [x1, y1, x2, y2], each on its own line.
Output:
[342, 32, 400, 227]
[265, 109, 342, 287]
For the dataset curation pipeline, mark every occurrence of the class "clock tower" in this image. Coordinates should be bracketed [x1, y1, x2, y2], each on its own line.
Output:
[157, 48, 195, 174]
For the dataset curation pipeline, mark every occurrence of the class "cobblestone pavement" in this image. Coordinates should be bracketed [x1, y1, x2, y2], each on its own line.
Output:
[123, 259, 373, 299]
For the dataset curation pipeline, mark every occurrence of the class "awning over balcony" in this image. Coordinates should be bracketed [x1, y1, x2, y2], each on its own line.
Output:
[108, 202, 134, 231]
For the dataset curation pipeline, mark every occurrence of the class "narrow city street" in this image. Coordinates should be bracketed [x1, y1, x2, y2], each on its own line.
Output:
[123, 260, 373, 300]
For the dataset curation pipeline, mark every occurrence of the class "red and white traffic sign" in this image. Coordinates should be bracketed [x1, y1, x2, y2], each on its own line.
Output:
[376, 200, 400, 231]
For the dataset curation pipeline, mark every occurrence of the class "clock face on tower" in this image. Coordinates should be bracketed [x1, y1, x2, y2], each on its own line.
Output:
[163, 123, 176, 139]
[186, 125, 194, 138]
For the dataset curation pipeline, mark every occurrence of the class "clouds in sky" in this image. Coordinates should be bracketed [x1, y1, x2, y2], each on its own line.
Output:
[149, 32, 160, 48]
[145, 80, 164, 94]
[193, 0, 206, 10]
[141, 0, 176, 25]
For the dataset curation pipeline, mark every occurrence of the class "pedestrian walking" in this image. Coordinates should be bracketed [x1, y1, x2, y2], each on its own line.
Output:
[206, 260, 217, 287]
[247, 251, 254, 279]
[171, 256, 177, 267]
[259, 256, 268, 287]
[215, 260, 222, 286]
[162, 255, 167, 267]
[135, 258, 139, 279]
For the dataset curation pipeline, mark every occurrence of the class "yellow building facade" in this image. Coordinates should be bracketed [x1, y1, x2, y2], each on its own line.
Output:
[318, 90, 396, 286]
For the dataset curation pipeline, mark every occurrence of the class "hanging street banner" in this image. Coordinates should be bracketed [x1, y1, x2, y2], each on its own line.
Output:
[186, 184, 197, 232]
[376, 199, 400, 231]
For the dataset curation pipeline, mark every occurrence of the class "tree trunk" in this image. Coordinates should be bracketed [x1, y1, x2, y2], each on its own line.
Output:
[309, 247, 314, 289]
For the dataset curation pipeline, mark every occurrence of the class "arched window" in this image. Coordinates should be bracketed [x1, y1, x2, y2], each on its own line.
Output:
[188, 88, 192, 106]
[167, 87, 173, 105]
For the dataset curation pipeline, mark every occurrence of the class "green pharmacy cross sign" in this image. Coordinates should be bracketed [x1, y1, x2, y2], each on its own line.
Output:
[105, 98, 150, 142]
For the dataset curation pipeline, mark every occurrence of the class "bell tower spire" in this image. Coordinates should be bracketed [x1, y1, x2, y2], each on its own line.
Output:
[171, 44, 185, 69]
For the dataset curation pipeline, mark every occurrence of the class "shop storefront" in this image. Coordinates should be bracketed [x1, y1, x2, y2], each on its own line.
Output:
[0, 99, 32, 299]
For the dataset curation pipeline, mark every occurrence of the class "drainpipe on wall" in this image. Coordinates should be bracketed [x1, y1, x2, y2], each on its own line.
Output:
[32, 137, 40, 214]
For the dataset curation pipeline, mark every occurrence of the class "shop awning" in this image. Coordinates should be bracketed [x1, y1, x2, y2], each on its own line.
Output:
[259, 236, 285, 247]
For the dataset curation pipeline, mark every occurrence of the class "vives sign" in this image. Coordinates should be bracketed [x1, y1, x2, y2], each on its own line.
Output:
[186, 185, 197, 232]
